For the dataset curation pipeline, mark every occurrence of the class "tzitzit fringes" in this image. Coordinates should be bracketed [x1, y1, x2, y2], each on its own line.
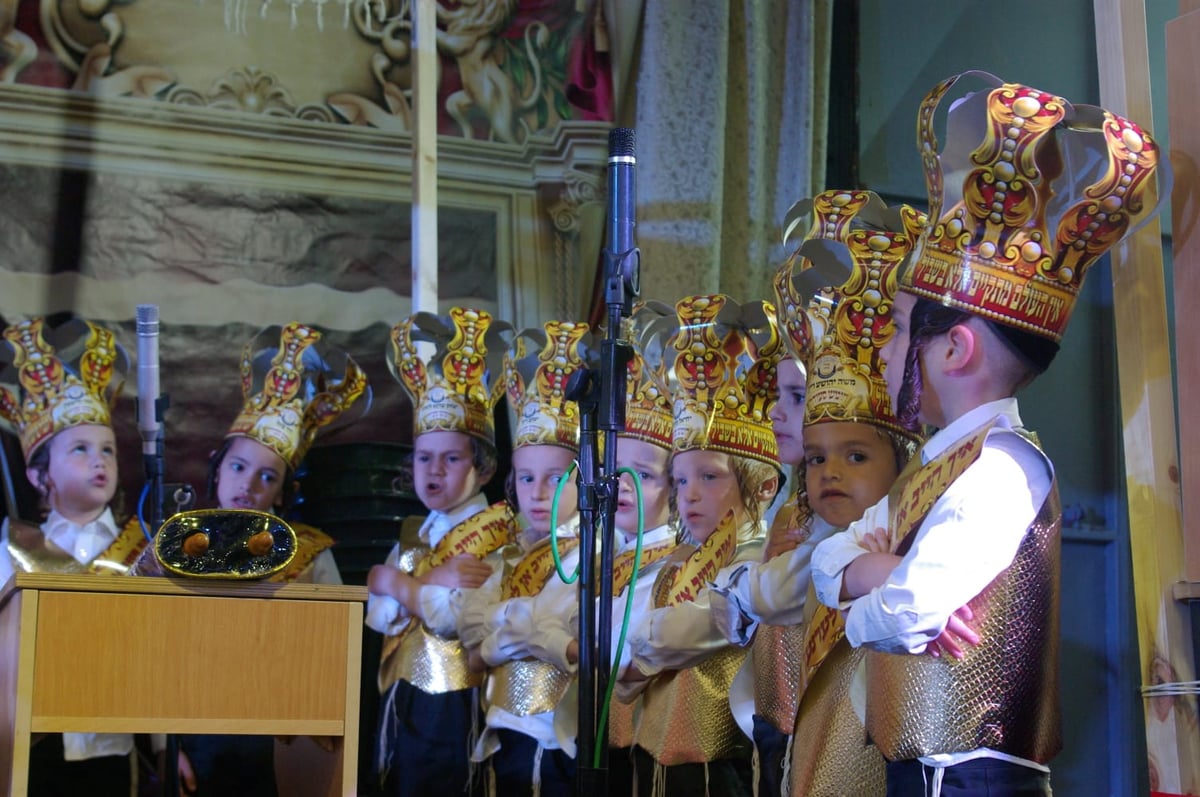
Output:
[651, 760, 666, 797]
[780, 734, 794, 797]
[531, 743, 545, 797]
[751, 742, 761, 797]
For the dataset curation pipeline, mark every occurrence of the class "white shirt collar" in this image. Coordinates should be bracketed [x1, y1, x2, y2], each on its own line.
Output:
[42, 507, 120, 566]
[616, 522, 675, 554]
[922, 397, 1022, 463]
[418, 492, 489, 547]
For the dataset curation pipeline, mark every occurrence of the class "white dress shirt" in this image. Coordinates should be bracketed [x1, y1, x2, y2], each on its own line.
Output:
[457, 517, 581, 758]
[365, 493, 489, 636]
[707, 515, 839, 644]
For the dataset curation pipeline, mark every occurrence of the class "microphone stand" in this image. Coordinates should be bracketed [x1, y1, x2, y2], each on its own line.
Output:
[573, 127, 640, 797]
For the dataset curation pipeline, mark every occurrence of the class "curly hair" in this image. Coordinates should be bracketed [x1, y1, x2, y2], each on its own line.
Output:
[668, 451, 780, 545]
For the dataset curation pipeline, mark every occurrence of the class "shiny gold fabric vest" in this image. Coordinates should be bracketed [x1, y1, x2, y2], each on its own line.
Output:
[753, 500, 810, 735]
[789, 639, 885, 796]
[867, 470, 1062, 763]
[485, 535, 577, 716]
[268, 522, 334, 584]
[6, 516, 147, 576]
[633, 525, 750, 766]
[379, 504, 515, 695]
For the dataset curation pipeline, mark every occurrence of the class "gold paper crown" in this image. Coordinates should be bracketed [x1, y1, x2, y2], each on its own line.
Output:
[774, 190, 925, 439]
[227, 322, 370, 471]
[0, 317, 128, 459]
[390, 308, 514, 446]
[504, 321, 597, 450]
[903, 71, 1165, 342]
[620, 303, 676, 451]
[654, 295, 782, 469]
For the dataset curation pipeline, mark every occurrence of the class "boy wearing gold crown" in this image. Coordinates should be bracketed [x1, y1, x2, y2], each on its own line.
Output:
[811, 73, 1166, 796]
[707, 190, 926, 796]
[366, 308, 514, 797]
[457, 320, 596, 796]
[179, 322, 369, 797]
[0, 317, 146, 796]
[546, 303, 682, 793]
[617, 295, 781, 797]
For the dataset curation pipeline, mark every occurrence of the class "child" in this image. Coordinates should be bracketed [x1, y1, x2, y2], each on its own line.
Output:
[545, 303, 682, 794]
[709, 189, 925, 796]
[457, 320, 596, 796]
[183, 321, 369, 797]
[811, 73, 1166, 795]
[0, 316, 146, 796]
[620, 295, 782, 797]
[366, 307, 515, 797]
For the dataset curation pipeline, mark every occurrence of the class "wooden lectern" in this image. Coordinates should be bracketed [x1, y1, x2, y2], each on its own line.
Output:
[0, 573, 366, 797]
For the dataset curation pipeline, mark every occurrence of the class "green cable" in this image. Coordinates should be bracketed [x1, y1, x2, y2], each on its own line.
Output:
[550, 460, 580, 583]
[594, 466, 644, 769]
[545, 461, 649, 769]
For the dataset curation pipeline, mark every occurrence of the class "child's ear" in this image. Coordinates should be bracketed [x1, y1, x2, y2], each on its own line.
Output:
[25, 467, 46, 496]
[757, 474, 780, 504]
[943, 323, 979, 372]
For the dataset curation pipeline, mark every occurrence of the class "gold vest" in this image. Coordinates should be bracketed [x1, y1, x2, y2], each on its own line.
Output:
[607, 536, 677, 749]
[267, 522, 334, 584]
[752, 499, 810, 735]
[6, 516, 147, 576]
[788, 640, 885, 796]
[485, 534, 578, 716]
[633, 516, 749, 765]
[378, 503, 516, 695]
[867, 426, 1062, 763]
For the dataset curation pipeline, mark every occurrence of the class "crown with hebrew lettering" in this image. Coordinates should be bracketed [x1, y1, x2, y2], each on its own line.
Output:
[504, 321, 597, 451]
[390, 308, 514, 446]
[227, 322, 370, 471]
[653, 295, 782, 469]
[0, 317, 128, 459]
[902, 70, 1165, 342]
[773, 190, 925, 439]
[620, 303, 676, 451]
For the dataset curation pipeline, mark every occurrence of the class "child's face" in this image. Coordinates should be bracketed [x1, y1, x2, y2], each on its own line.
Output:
[769, 357, 807, 467]
[413, 430, 485, 514]
[803, 421, 899, 528]
[512, 444, 578, 535]
[880, 292, 915, 416]
[37, 424, 118, 522]
[215, 436, 287, 512]
[614, 436, 671, 539]
[671, 449, 744, 542]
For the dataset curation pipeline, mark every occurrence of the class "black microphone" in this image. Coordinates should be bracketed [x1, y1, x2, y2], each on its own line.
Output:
[136, 304, 162, 457]
[606, 127, 639, 301]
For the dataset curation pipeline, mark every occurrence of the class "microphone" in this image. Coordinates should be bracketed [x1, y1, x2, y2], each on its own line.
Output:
[606, 127, 639, 301]
[136, 304, 162, 457]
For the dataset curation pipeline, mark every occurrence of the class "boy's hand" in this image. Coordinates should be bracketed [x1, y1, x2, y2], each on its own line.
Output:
[860, 527, 892, 554]
[566, 639, 579, 666]
[763, 526, 805, 561]
[422, 554, 493, 589]
[466, 645, 487, 673]
[925, 604, 980, 660]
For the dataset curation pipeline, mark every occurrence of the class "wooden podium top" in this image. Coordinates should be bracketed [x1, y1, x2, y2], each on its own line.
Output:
[0, 572, 367, 610]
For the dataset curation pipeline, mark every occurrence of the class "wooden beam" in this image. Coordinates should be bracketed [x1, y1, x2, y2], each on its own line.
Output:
[1096, 0, 1200, 792]
[412, 0, 438, 314]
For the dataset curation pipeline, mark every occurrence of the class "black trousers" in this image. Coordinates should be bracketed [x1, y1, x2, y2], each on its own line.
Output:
[379, 681, 483, 797]
[28, 734, 132, 797]
[630, 744, 753, 797]
[179, 734, 276, 797]
[489, 728, 575, 797]
[752, 714, 789, 797]
[886, 757, 1051, 797]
